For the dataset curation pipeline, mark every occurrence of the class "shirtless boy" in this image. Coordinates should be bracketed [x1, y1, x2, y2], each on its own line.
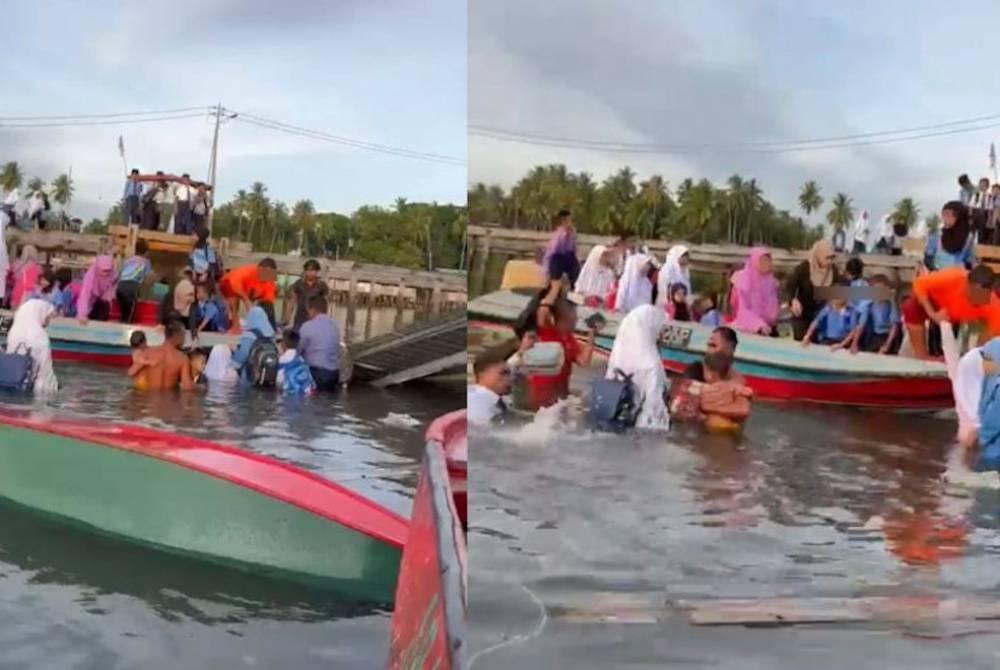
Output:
[143, 319, 196, 391]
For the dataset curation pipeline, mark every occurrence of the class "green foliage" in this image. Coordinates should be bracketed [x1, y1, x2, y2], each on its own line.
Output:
[925, 212, 941, 235]
[27, 177, 44, 192]
[470, 164, 823, 249]
[798, 180, 823, 217]
[1, 162, 23, 192]
[891, 197, 920, 231]
[51, 173, 74, 210]
[826, 192, 854, 232]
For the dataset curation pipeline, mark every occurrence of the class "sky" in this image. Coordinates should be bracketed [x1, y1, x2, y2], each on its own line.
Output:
[469, 0, 998, 231]
[1, 0, 466, 220]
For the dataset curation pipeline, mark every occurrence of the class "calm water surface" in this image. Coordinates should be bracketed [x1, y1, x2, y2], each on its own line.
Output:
[469, 362, 1000, 669]
[0, 360, 462, 670]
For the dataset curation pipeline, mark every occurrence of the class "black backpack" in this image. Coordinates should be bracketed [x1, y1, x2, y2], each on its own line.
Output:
[588, 369, 642, 433]
[246, 329, 279, 387]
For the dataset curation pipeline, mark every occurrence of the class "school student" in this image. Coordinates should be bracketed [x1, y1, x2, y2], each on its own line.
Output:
[801, 295, 858, 348]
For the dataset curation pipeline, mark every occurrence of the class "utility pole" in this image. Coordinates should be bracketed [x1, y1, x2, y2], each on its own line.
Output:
[206, 103, 222, 233]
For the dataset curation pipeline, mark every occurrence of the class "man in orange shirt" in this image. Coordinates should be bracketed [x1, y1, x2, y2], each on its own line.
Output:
[901, 264, 1000, 359]
[219, 258, 279, 330]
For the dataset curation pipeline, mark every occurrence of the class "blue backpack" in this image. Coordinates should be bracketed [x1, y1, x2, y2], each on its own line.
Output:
[0, 343, 37, 392]
[588, 369, 641, 433]
[279, 354, 315, 395]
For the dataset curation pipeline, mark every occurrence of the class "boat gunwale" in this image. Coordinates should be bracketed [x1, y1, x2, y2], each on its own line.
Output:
[0, 409, 408, 550]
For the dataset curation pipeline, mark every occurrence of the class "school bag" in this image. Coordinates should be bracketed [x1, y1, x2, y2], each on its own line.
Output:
[279, 354, 315, 395]
[245, 329, 279, 387]
[588, 369, 641, 433]
[0, 343, 36, 392]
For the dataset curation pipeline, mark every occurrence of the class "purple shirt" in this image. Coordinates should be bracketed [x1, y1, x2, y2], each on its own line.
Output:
[297, 314, 341, 371]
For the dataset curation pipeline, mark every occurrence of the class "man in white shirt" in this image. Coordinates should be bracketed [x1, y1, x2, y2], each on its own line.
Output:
[173, 173, 194, 235]
[468, 343, 519, 426]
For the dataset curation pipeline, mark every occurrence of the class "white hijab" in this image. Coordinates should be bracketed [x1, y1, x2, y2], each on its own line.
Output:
[942, 322, 982, 444]
[614, 253, 653, 314]
[852, 210, 870, 245]
[203, 344, 239, 383]
[575, 245, 615, 298]
[606, 305, 670, 431]
[6, 299, 58, 394]
[657, 245, 691, 306]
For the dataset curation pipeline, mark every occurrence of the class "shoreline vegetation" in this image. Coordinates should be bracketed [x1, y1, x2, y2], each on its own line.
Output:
[1, 161, 466, 271]
[469, 164, 932, 248]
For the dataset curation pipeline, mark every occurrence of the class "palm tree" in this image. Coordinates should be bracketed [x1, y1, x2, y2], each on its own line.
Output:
[51, 173, 74, 213]
[637, 174, 669, 239]
[891, 197, 919, 234]
[798, 181, 823, 220]
[676, 178, 716, 242]
[0, 162, 23, 193]
[291, 199, 316, 252]
[826, 192, 854, 233]
[925, 213, 942, 236]
[233, 189, 249, 239]
[27, 177, 44, 193]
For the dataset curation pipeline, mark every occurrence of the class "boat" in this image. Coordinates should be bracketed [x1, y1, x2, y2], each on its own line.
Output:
[427, 409, 468, 529]
[469, 289, 954, 410]
[0, 409, 407, 602]
[387, 410, 467, 669]
[0, 310, 239, 366]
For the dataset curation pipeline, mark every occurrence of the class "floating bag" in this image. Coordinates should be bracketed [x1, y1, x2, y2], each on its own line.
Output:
[246, 329, 279, 388]
[589, 369, 641, 433]
[0, 344, 36, 392]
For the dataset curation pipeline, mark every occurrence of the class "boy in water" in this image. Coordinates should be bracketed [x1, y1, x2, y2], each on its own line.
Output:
[127, 331, 157, 391]
[188, 349, 208, 383]
[276, 330, 316, 395]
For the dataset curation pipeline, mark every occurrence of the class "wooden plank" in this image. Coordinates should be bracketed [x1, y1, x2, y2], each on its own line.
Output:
[394, 277, 406, 330]
[369, 351, 468, 388]
[431, 280, 443, 316]
[346, 272, 358, 342]
[363, 298, 374, 341]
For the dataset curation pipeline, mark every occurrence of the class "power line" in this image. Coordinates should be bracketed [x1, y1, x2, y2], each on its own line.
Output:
[0, 112, 209, 129]
[471, 119, 1000, 155]
[0, 106, 211, 122]
[228, 109, 465, 166]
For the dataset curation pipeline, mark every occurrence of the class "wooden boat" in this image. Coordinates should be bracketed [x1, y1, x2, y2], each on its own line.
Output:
[387, 411, 467, 669]
[0, 310, 238, 366]
[426, 409, 468, 529]
[469, 290, 954, 410]
[0, 409, 407, 601]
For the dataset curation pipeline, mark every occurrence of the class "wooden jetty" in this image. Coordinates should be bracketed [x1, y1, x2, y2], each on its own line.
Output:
[350, 309, 467, 388]
[468, 223, 930, 295]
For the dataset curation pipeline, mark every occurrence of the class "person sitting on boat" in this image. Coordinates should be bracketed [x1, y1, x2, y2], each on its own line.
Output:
[698, 294, 722, 327]
[5, 298, 58, 394]
[682, 326, 742, 382]
[191, 282, 229, 335]
[901, 265, 1000, 360]
[219, 258, 278, 331]
[127, 330, 156, 391]
[159, 267, 196, 329]
[10, 245, 41, 310]
[614, 252, 655, 314]
[666, 283, 692, 321]
[298, 294, 341, 392]
[51, 267, 76, 316]
[76, 255, 117, 325]
[190, 226, 223, 284]
[143, 319, 196, 391]
[27, 269, 56, 305]
[527, 289, 596, 410]
[542, 209, 579, 285]
[730, 247, 780, 336]
[602, 304, 671, 431]
[786, 239, 837, 341]
[232, 303, 279, 386]
[283, 259, 329, 330]
[276, 330, 316, 396]
[468, 340, 521, 426]
[574, 244, 616, 307]
[699, 352, 753, 433]
[656, 245, 691, 310]
[801, 294, 858, 348]
[852, 274, 902, 355]
[116, 240, 153, 324]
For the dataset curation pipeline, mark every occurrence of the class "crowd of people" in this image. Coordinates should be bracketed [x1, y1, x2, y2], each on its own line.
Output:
[123, 170, 212, 234]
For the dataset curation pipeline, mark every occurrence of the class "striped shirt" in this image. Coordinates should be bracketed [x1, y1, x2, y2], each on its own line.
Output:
[118, 256, 152, 283]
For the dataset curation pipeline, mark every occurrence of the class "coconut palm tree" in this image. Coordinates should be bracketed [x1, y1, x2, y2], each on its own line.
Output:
[51, 173, 74, 213]
[826, 192, 854, 233]
[798, 181, 823, 220]
[291, 199, 316, 252]
[0, 162, 23, 193]
[27, 177, 44, 193]
[676, 178, 717, 242]
[636, 174, 670, 239]
[925, 213, 942, 235]
[891, 197, 919, 234]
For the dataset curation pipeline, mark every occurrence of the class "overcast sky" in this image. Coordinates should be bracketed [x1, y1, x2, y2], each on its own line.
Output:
[2, 0, 466, 220]
[469, 0, 995, 229]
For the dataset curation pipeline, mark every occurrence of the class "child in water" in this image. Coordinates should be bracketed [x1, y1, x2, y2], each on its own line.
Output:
[666, 283, 691, 321]
[127, 331, 157, 391]
[699, 351, 753, 432]
[276, 330, 316, 395]
[188, 349, 208, 383]
[802, 296, 857, 347]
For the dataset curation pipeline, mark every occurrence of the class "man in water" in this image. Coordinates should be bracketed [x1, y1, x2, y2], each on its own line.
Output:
[283, 259, 329, 330]
[143, 319, 196, 391]
[468, 342, 518, 426]
[298, 295, 341, 391]
[683, 326, 742, 382]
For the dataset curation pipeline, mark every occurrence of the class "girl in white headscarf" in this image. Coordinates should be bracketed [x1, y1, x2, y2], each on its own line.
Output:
[605, 304, 670, 430]
[6, 298, 58, 393]
[203, 344, 240, 383]
[614, 253, 654, 314]
[574, 245, 616, 304]
[656, 245, 691, 307]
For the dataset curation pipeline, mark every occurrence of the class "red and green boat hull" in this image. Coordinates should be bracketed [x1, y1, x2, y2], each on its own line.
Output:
[0, 410, 407, 602]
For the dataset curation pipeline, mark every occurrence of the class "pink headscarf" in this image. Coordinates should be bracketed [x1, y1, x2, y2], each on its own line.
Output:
[10, 246, 41, 309]
[730, 247, 779, 334]
[76, 255, 117, 317]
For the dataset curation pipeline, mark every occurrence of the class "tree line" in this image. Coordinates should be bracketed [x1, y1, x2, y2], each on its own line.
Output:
[469, 164, 932, 248]
[1, 161, 75, 213]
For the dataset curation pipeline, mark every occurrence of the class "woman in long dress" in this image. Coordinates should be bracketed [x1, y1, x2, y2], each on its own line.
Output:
[730, 247, 780, 335]
[6, 298, 58, 393]
[656, 245, 691, 308]
[614, 252, 654, 314]
[574, 244, 616, 305]
[605, 304, 670, 431]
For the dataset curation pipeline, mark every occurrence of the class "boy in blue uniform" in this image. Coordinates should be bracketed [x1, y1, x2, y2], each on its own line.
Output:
[801, 295, 858, 348]
[857, 274, 901, 354]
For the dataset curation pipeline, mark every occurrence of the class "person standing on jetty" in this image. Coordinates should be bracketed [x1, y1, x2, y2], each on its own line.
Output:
[123, 169, 143, 225]
[283, 259, 329, 330]
[218, 258, 278, 331]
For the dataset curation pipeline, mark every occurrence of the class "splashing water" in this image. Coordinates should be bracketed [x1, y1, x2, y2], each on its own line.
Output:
[379, 412, 423, 429]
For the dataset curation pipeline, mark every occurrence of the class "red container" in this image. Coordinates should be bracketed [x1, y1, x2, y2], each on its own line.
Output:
[108, 300, 160, 326]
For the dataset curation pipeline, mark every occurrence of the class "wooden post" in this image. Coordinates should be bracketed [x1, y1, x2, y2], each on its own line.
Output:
[394, 277, 406, 330]
[431, 279, 443, 316]
[346, 271, 357, 343]
[363, 285, 375, 341]
[473, 231, 491, 297]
